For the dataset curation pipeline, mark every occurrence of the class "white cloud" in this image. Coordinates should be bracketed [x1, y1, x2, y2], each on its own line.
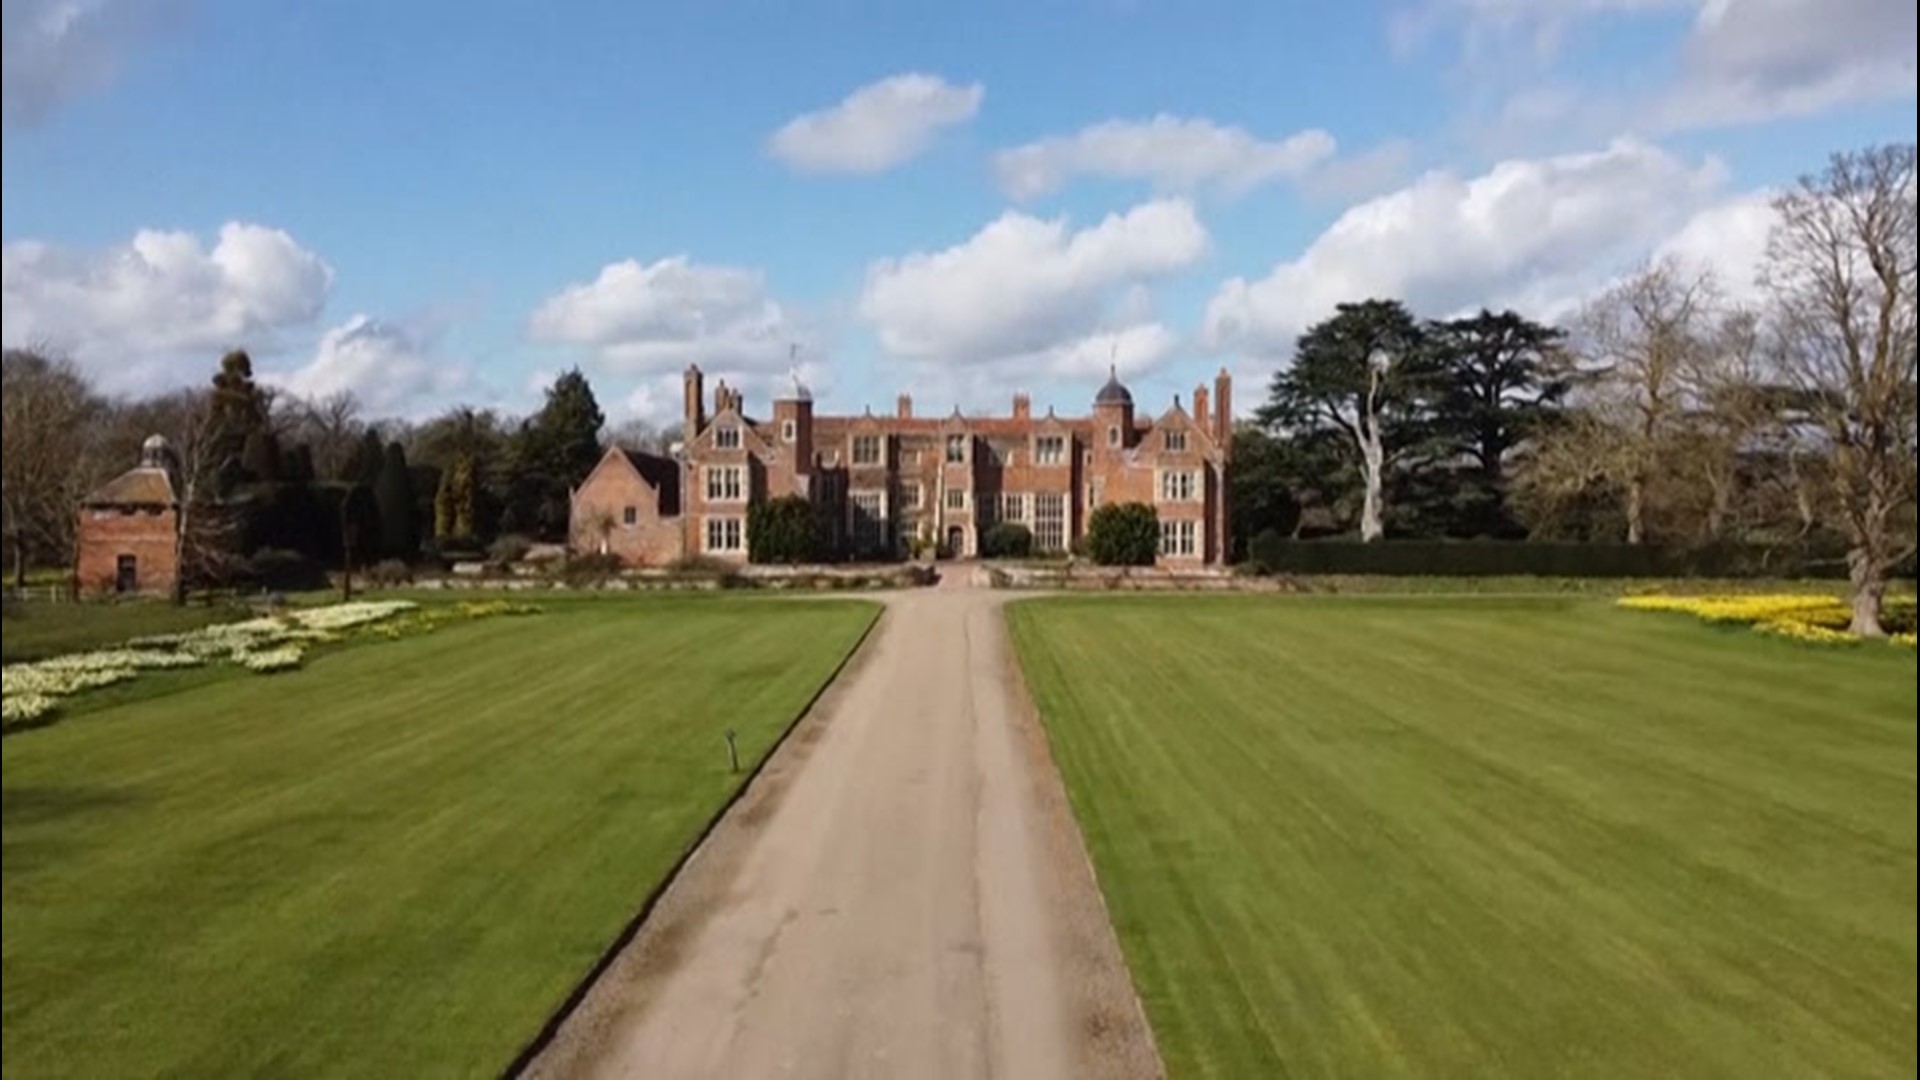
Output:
[1203, 138, 1733, 357]
[1, 0, 180, 127]
[1405, 0, 1915, 135]
[858, 198, 1207, 371]
[1653, 0, 1916, 128]
[767, 73, 983, 174]
[269, 315, 466, 418]
[1, 221, 334, 390]
[1649, 190, 1777, 304]
[528, 255, 805, 374]
[993, 115, 1336, 200]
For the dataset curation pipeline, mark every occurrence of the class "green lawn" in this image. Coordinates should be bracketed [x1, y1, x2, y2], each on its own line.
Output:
[1, 599, 250, 664]
[1009, 596, 1918, 1079]
[2, 595, 877, 1079]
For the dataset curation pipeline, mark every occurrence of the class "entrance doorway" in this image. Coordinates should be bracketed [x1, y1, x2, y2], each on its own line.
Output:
[944, 525, 966, 558]
[115, 554, 138, 594]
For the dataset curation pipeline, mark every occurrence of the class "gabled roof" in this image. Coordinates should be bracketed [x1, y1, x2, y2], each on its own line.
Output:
[620, 448, 681, 515]
[82, 466, 175, 507]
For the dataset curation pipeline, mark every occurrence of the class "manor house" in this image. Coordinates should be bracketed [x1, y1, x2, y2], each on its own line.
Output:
[569, 364, 1234, 566]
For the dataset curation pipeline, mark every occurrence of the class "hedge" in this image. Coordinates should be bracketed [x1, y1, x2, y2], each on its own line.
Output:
[748, 495, 819, 565]
[1244, 533, 1857, 579]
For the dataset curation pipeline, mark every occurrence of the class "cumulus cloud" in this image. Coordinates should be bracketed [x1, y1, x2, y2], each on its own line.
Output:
[1, 221, 334, 388]
[994, 115, 1336, 200]
[858, 199, 1206, 374]
[767, 73, 984, 174]
[2, 0, 182, 126]
[269, 315, 466, 418]
[1654, 0, 1916, 128]
[528, 255, 808, 375]
[1203, 138, 1734, 357]
[1402, 0, 1915, 134]
[1648, 190, 1777, 304]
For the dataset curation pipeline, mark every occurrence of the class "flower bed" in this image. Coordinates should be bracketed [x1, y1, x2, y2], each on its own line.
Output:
[1618, 593, 1917, 647]
[2, 600, 540, 727]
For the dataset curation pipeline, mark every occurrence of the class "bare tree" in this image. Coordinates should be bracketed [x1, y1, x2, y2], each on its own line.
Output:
[1, 349, 104, 589]
[289, 390, 365, 480]
[1572, 259, 1719, 543]
[608, 417, 673, 456]
[141, 390, 244, 605]
[1763, 143, 1918, 636]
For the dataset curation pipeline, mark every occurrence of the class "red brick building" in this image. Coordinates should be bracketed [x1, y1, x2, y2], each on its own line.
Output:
[571, 365, 1234, 566]
[75, 435, 180, 597]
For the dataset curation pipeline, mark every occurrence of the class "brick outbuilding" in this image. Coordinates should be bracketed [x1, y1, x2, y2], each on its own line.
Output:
[75, 435, 180, 597]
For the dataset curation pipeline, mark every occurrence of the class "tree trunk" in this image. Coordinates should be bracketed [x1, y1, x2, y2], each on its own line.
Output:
[1625, 475, 1645, 545]
[1359, 429, 1385, 543]
[1848, 547, 1887, 637]
[172, 502, 190, 607]
[12, 543, 25, 594]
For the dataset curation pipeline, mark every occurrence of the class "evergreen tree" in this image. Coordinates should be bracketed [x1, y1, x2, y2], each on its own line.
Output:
[283, 443, 317, 486]
[346, 428, 386, 488]
[503, 369, 606, 538]
[374, 442, 418, 558]
[1422, 310, 1569, 537]
[1258, 300, 1435, 541]
[240, 428, 282, 484]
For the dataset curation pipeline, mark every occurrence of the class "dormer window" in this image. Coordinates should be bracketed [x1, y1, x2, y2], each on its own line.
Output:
[715, 426, 741, 450]
[1165, 429, 1187, 452]
[1108, 425, 1120, 448]
[945, 434, 967, 463]
[781, 419, 796, 443]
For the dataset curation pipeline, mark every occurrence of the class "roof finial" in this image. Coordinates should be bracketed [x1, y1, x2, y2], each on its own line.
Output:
[1109, 339, 1119, 378]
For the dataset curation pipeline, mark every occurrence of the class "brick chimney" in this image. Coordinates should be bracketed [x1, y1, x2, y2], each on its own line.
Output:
[683, 364, 706, 444]
[1012, 392, 1031, 420]
[1193, 384, 1210, 434]
[897, 393, 913, 419]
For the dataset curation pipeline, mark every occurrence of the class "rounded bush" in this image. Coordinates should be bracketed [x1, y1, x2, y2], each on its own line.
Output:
[979, 522, 1035, 559]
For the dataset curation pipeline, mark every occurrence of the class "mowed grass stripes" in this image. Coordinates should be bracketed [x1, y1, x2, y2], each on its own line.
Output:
[1009, 595, 1917, 1079]
[2, 596, 877, 1079]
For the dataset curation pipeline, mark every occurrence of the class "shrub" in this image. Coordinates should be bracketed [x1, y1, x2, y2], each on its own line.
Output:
[1085, 502, 1159, 566]
[979, 522, 1035, 559]
[487, 534, 532, 567]
[243, 548, 328, 591]
[666, 553, 736, 575]
[748, 495, 819, 565]
[562, 551, 625, 586]
[367, 559, 413, 587]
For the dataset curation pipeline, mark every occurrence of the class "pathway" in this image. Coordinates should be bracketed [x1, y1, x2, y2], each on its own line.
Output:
[522, 566, 1160, 1080]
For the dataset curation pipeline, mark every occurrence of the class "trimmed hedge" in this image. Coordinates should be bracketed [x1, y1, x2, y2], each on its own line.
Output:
[748, 495, 819, 565]
[1244, 533, 1856, 579]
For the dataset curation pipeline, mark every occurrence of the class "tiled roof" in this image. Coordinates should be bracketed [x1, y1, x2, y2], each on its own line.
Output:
[619, 448, 681, 515]
[82, 467, 175, 507]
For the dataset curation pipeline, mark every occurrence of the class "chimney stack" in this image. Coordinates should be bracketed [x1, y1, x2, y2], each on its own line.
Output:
[1012, 392, 1031, 420]
[683, 365, 706, 442]
[897, 393, 913, 418]
[1193, 385, 1209, 433]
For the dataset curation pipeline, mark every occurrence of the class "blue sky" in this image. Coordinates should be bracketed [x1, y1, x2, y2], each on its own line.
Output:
[3, 0, 1914, 424]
